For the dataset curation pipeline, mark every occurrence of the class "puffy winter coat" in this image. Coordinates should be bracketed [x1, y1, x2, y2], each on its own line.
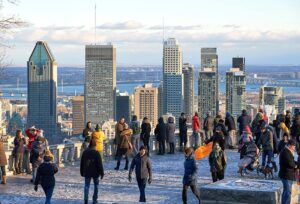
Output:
[209, 149, 227, 172]
[183, 155, 198, 186]
[129, 153, 152, 180]
[203, 116, 214, 131]
[179, 116, 187, 132]
[192, 115, 200, 132]
[257, 129, 273, 151]
[141, 121, 151, 140]
[0, 141, 7, 166]
[279, 147, 296, 180]
[155, 118, 167, 142]
[31, 140, 47, 168]
[237, 113, 252, 133]
[225, 115, 236, 131]
[34, 161, 58, 189]
[80, 147, 104, 178]
[115, 122, 126, 145]
[166, 118, 176, 143]
[92, 130, 106, 152]
[25, 128, 39, 150]
[119, 129, 132, 149]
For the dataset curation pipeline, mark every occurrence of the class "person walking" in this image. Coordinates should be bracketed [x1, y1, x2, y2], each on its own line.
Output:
[237, 109, 252, 136]
[13, 130, 26, 174]
[166, 117, 176, 154]
[179, 113, 188, 151]
[128, 146, 152, 203]
[80, 139, 104, 204]
[225, 112, 237, 149]
[34, 150, 58, 204]
[92, 124, 106, 161]
[154, 117, 167, 155]
[203, 112, 214, 141]
[130, 115, 141, 155]
[31, 135, 47, 183]
[192, 112, 201, 149]
[209, 142, 227, 182]
[140, 117, 151, 154]
[0, 138, 7, 184]
[82, 121, 93, 150]
[279, 140, 297, 204]
[182, 147, 201, 204]
[115, 127, 132, 170]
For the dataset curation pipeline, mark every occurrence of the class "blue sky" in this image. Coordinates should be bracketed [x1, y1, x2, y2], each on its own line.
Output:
[2, 0, 300, 66]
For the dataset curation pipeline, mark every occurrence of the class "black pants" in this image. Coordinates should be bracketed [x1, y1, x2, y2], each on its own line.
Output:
[137, 178, 147, 202]
[211, 170, 224, 182]
[116, 148, 129, 169]
[0, 166, 6, 176]
[169, 143, 175, 154]
[158, 140, 165, 154]
[182, 184, 200, 204]
[180, 130, 187, 148]
[142, 137, 150, 153]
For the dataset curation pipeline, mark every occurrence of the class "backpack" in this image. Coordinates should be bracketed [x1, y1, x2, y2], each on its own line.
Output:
[132, 122, 140, 135]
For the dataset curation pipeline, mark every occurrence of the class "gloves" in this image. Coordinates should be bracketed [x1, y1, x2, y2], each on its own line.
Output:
[148, 178, 152, 184]
[101, 174, 104, 179]
[128, 175, 132, 182]
[34, 185, 38, 192]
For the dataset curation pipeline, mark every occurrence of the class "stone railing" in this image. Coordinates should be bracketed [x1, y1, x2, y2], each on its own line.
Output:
[5, 130, 194, 173]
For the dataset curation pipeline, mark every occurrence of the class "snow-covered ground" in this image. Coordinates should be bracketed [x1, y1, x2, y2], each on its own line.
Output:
[0, 150, 287, 204]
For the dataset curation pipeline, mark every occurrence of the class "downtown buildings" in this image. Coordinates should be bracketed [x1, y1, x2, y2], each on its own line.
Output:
[259, 86, 285, 115]
[84, 44, 116, 126]
[182, 63, 194, 119]
[27, 41, 57, 140]
[72, 96, 84, 135]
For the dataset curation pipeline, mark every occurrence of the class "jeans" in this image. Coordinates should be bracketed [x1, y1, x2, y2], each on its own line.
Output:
[15, 153, 23, 173]
[281, 179, 293, 204]
[192, 131, 200, 149]
[137, 178, 147, 202]
[32, 167, 37, 182]
[131, 134, 140, 155]
[84, 177, 99, 202]
[182, 184, 200, 204]
[262, 150, 274, 167]
[24, 148, 31, 173]
[42, 186, 54, 204]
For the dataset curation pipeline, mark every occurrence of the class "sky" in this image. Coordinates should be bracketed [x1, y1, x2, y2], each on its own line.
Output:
[1, 0, 300, 66]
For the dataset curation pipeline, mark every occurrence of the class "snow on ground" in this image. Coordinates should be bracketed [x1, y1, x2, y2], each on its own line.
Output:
[0, 150, 284, 204]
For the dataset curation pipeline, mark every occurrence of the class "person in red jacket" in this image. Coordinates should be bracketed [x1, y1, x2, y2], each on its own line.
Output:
[192, 112, 201, 149]
[25, 126, 40, 174]
[259, 108, 269, 124]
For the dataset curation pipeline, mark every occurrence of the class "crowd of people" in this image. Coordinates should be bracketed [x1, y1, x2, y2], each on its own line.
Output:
[1, 109, 300, 204]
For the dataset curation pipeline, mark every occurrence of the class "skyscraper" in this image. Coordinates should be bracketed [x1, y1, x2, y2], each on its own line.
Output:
[163, 38, 183, 124]
[27, 41, 57, 140]
[116, 91, 130, 123]
[157, 82, 163, 118]
[198, 48, 219, 119]
[232, 57, 246, 72]
[259, 86, 285, 115]
[134, 83, 158, 126]
[226, 68, 246, 119]
[182, 63, 194, 119]
[72, 96, 84, 135]
[85, 44, 116, 125]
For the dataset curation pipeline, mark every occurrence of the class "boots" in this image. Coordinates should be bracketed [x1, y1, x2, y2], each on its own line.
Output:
[114, 161, 120, 170]
[124, 161, 129, 170]
[1, 176, 6, 184]
[84, 200, 88, 204]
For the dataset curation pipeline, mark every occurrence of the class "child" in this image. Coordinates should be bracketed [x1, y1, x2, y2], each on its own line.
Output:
[209, 142, 227, 182]
[34, 150, 58, 204]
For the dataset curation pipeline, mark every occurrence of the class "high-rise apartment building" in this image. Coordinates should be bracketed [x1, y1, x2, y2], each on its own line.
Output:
[157, 82, 163, 118]
[85, 44, 116, 125]
[232, 57, 246, 72]
[134, 83, 158, 126]
[182, 63, 194, 118]
[72, 96, 84, 135]
[27, 41, 57, 140]
[163, 38, 183, 124]
[116, 91, 130, 123]
[201, 48, 218, 71]
[226, 68, 246, 119]
[259, 86, 285, 114]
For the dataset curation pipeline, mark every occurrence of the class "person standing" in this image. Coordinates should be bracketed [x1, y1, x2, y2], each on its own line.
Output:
[207, 126, 226, 151]
[114, 117, 126, 156]
[0, 139, 7, 184]
[192, 112, 201, 149]
[154, 117, 167, 155]
[130, 115, 141, 155]
[214, 111, 223, 129]
[179, 113, 188, 151]
[13, 130, 26, 174]
[209, 142, 227, 182]
[115, 127, 132, 170]
[25, 126, 39, 174]
[225, 112, 237, 149]
[279, 140, 297, 204]
[82, 121, 93, 150]
[285, 110, 292, 130]
[251, 112, 264, 145]
[34, 150, 58, 204]
[128, 146, 152, 203]
[80, 139, 104, 204]
[182, 147, 201, 204]
[203, 112, 214, 141]
[237, 109, 252, 136]
[166, 117, 176, 154]
[278, 133, 289, 153]
[31, 135, 47, 183]
[140, 117, 151, 153]
[92, 124, 106, 161]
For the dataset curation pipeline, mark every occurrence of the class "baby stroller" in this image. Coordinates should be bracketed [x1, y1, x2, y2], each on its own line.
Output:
[238, 145, 261, 177]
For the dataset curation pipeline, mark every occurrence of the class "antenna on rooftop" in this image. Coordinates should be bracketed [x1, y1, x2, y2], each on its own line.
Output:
[94, 4, 97, 44]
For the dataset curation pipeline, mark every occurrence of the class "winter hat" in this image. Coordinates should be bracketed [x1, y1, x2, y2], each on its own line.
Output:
[184, 147, 193, 156]
[226, 112, 230, 118]
[95, 124, 100, 131]
[244, 126, 251, 133]
[44, 150, 54, 162]
[37, 130, 44, 137]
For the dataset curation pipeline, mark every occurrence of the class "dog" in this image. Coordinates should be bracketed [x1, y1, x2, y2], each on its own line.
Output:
[258, 163, 274, 179]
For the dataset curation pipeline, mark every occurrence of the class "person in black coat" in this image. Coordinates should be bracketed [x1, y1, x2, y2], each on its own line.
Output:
[128, 146, 152, 202]
[237, 109, 252, 136]
[279, 140, 297, 204]
[206, 126, 225, 151]
[278, 133, 289, 153]
[82, 121, 93, 150]
[179, 113, 188, 151]
[140, 117, 151, 153]
[80, 139, 104, 204]
[34, 150, 58, 204]
[154, 117, 167, 155]
[182, 147, 201, 204]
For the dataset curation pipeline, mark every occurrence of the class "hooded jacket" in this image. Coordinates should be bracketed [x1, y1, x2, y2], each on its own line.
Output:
[237, 111, 252, 133]
[225, 113, 236, 131]
[155, 117, 167, 142]
[192, 115, 201, 132]
[166, 117, 176, 143]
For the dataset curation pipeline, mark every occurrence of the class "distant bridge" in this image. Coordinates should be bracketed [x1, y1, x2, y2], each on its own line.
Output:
[246, 77, 300, 87]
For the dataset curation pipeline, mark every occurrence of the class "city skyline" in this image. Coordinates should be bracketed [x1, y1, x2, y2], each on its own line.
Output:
[2, 0, 300, 66]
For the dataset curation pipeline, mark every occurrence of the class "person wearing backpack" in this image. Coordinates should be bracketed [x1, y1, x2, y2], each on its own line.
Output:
[130, 115, 141, 155]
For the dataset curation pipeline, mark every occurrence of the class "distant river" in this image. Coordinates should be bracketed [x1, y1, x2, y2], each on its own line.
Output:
[1, 81, 300, 100]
